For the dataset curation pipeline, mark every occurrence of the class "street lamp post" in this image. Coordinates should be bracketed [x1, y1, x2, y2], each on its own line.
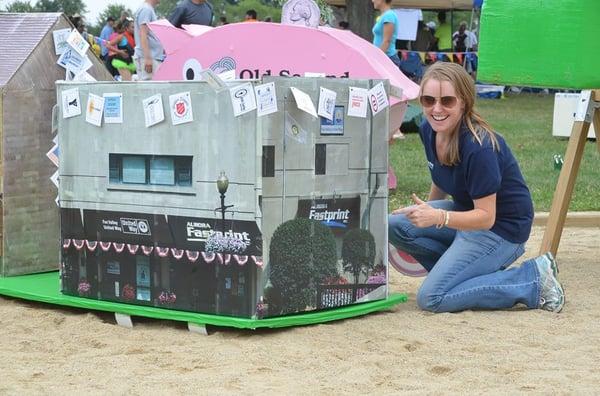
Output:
[215, 171, 235, 315]
[216, 171, 234, 231]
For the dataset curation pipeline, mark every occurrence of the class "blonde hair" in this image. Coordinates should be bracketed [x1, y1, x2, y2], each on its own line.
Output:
[420, 62, 498, 166]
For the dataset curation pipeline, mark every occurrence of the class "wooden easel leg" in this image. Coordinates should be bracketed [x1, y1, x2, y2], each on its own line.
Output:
[539, 120, 591, 256]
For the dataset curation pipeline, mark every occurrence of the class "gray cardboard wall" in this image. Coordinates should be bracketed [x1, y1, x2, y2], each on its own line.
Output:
[0, 15, 112, 276]
[58, 81, 260, 222]
[259, 77, 389, 296]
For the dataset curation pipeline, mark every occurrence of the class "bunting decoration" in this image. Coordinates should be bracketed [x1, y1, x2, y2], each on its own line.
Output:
[141, 245, 154, 256]
[127, 244, 139, 254]
[72, 239, 85, 250]
[171, 248, 185, 260]
[62, 239, 263, 267]
[85, 240, 97, 251]
[100, 241, 112, 252]
[186, 250, 200, 263]
[399, 50, 478, 66]
[201, 252, 216, 263]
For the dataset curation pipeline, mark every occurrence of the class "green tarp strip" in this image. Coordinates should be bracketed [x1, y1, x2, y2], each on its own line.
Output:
[478, 0, 600, 89]
[0, 272, 407, 329]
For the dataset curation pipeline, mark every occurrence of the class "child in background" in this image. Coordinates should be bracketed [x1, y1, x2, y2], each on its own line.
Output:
[108, 20, 136, 81]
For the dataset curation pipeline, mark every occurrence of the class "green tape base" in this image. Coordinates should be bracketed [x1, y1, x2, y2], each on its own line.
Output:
[0, 272, 407, 329]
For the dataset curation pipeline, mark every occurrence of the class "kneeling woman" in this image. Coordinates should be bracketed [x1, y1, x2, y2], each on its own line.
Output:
[389, 63, 565, 313]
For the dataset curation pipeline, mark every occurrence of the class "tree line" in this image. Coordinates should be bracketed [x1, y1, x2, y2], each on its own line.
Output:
[2, 0, 376, 42]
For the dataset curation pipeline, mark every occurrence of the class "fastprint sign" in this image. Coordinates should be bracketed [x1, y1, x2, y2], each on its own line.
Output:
[186, 221, 251, 244]
[71, 209, 262, 254]
[172, 216, 261, 255]
[296, 197, 361, 234]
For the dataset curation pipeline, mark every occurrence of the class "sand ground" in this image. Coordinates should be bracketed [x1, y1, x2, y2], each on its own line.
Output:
[1, 226, 599, 394]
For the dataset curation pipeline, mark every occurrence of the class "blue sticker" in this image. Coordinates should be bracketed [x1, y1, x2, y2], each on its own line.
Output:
[320, 105, 344, 135]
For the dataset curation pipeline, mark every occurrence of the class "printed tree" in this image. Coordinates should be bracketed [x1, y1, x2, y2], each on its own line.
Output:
[341, 228, 376, 287]
[268, 218, 338, 315]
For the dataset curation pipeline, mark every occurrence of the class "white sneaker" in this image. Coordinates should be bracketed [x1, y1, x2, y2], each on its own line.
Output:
[536, 254, 565, 313]
[542, 251, 559, 277]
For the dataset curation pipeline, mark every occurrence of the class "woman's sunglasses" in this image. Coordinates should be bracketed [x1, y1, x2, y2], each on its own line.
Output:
[419, 95, 458, 109]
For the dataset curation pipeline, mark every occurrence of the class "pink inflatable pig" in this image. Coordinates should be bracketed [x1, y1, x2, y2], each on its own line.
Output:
[148, 20, 418, 102]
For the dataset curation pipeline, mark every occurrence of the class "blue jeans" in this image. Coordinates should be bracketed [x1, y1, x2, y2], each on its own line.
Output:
[388, 200, 541, 312]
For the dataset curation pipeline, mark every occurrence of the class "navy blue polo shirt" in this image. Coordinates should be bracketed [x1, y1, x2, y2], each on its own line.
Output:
[419, 121, 534, 243]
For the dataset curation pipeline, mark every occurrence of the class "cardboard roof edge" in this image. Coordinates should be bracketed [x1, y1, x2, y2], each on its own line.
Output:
[0, 12, 65, 88]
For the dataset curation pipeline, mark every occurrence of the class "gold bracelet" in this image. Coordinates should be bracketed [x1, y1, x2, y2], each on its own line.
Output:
[436, 209, 445, 229]
[444, 210, 450, 227]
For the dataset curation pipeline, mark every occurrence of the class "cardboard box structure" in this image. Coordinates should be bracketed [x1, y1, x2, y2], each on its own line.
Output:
[57, 77, 390, 318]
[0, 13, 112, 276]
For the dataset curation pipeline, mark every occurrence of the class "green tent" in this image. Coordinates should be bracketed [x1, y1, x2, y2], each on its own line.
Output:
[478, 0, 600, 89]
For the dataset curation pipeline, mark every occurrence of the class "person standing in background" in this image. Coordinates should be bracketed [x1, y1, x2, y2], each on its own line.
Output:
[134, 0, 164, 81]
[123, 17, 135, 48]
[453, 21, 478, 79]
[244, 10, 258, 22]
[108, 20, 136, 81]
[168, 0, 214, 28]
[453, 21, 478, 52]
[372, 0, 404, 139]
[412, 20, 434, 52]
[371, 0, 400, 67]
[434, 11, 452, 51]
[119, 10, 130, 23]
[99, 16, 115, 61]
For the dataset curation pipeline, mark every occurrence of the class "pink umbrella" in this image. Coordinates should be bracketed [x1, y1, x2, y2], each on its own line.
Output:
[148, 21, 419, 189]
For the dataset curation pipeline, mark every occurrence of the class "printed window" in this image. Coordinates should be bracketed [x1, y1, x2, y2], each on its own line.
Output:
[122, 156, 146, 184]
[262, 145, 275, 177]
[175, 157, 193, 186]
[315, 144, 326, 175]
[150, 157, 175, 185]
[109, 154, 192, 187]
[136, 256, 151, 301]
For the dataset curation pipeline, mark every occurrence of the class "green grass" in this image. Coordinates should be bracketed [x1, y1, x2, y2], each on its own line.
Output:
[389, 93, 600, 212]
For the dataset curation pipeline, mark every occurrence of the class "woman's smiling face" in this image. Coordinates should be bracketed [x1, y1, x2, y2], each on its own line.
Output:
[421, 78, 464, 135]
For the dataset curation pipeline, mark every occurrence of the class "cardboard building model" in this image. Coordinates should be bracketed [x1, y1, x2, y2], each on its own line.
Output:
[57, 77, 391, 318]
[0, 13, 112, 276]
